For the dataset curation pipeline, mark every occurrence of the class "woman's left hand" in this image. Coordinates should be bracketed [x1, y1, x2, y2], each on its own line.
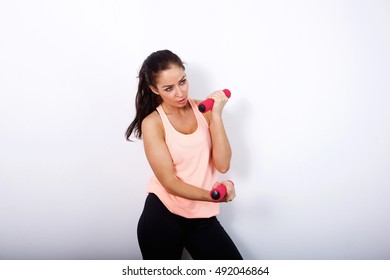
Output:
[211, 180, 236, 203]
[207, 90, 229, 116]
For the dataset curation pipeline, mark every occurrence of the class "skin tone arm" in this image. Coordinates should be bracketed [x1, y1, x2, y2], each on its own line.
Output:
[202, 90, 232, 174]
[142, 111, 235, 202]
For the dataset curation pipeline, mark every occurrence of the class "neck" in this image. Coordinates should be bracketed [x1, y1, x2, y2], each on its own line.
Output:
[161, 100, 191, 115]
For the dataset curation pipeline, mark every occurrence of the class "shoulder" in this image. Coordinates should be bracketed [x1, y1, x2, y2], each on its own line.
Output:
[143, 109, 161, 125]
[192, 99, 211, 123]
[141, 110, 164, 139]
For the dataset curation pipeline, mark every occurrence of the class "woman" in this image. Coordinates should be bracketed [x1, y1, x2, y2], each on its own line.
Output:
[126, 50, 242, 260]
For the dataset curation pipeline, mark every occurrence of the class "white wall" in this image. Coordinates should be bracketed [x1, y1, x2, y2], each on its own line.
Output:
[1, 0, 389, 260]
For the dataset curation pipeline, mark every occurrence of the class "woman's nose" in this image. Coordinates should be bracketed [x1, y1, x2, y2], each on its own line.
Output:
[176, 86, 184, 97]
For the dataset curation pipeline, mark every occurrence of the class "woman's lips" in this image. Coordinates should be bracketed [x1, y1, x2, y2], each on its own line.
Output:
[178, 98, 186, 104]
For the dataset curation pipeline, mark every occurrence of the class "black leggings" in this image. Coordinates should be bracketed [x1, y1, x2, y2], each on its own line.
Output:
[137, 193, 243, 260]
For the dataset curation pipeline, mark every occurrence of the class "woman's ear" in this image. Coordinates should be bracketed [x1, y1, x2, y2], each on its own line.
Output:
[149, 86, 160, 95]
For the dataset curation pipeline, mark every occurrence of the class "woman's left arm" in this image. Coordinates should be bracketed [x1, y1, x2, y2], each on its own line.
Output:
[203, 90, 232, 173]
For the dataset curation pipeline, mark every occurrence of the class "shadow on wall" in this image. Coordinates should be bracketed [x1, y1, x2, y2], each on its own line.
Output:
[221, 96, 255, 259]
[225, 96, 252, 180]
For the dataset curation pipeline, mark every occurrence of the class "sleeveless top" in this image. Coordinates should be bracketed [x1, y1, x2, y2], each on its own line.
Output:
[146, 98, 219, 218]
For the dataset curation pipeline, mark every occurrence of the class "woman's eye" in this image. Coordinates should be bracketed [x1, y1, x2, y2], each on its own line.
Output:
[165, 87, 172, 92]
[180, 79, 186, 85]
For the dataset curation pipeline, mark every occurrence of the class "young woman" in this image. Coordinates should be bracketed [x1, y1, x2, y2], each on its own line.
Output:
[125, 50, 242, 260]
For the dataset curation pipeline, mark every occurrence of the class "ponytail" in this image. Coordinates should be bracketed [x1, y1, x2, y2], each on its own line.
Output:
[125, 67, 162, 141]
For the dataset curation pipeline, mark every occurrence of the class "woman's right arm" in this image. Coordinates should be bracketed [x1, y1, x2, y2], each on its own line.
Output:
[141, 112, 213, 202]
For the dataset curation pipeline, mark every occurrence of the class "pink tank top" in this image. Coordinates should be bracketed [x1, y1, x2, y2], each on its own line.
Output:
[146, 98, 219, 218]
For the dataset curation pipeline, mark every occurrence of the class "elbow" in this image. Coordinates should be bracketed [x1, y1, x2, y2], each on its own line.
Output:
[212, 150, 232, 174]
[213, 155, 231, 174]
[160, 176, 180, 195]
[216, 163, 230, 174]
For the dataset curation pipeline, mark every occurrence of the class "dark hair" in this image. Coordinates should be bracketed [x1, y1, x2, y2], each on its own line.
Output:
[125, 50, 185, 141]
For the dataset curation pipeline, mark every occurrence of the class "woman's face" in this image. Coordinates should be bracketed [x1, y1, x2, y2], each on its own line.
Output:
[151, 65, 189, 108]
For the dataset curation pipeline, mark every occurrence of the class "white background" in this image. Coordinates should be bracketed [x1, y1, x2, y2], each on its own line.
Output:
[1, 0, 389, 260]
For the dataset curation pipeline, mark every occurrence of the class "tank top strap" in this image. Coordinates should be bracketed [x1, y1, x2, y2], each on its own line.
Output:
[155, 104, 170, 128]
[188, 98, 209, 129]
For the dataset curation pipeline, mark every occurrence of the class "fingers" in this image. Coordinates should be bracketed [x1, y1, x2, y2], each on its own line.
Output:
[219, 180, 236, 203]
[207, 90, 229, 113]
[225, 182, 236, 202]
[207, 90, 229, 103]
